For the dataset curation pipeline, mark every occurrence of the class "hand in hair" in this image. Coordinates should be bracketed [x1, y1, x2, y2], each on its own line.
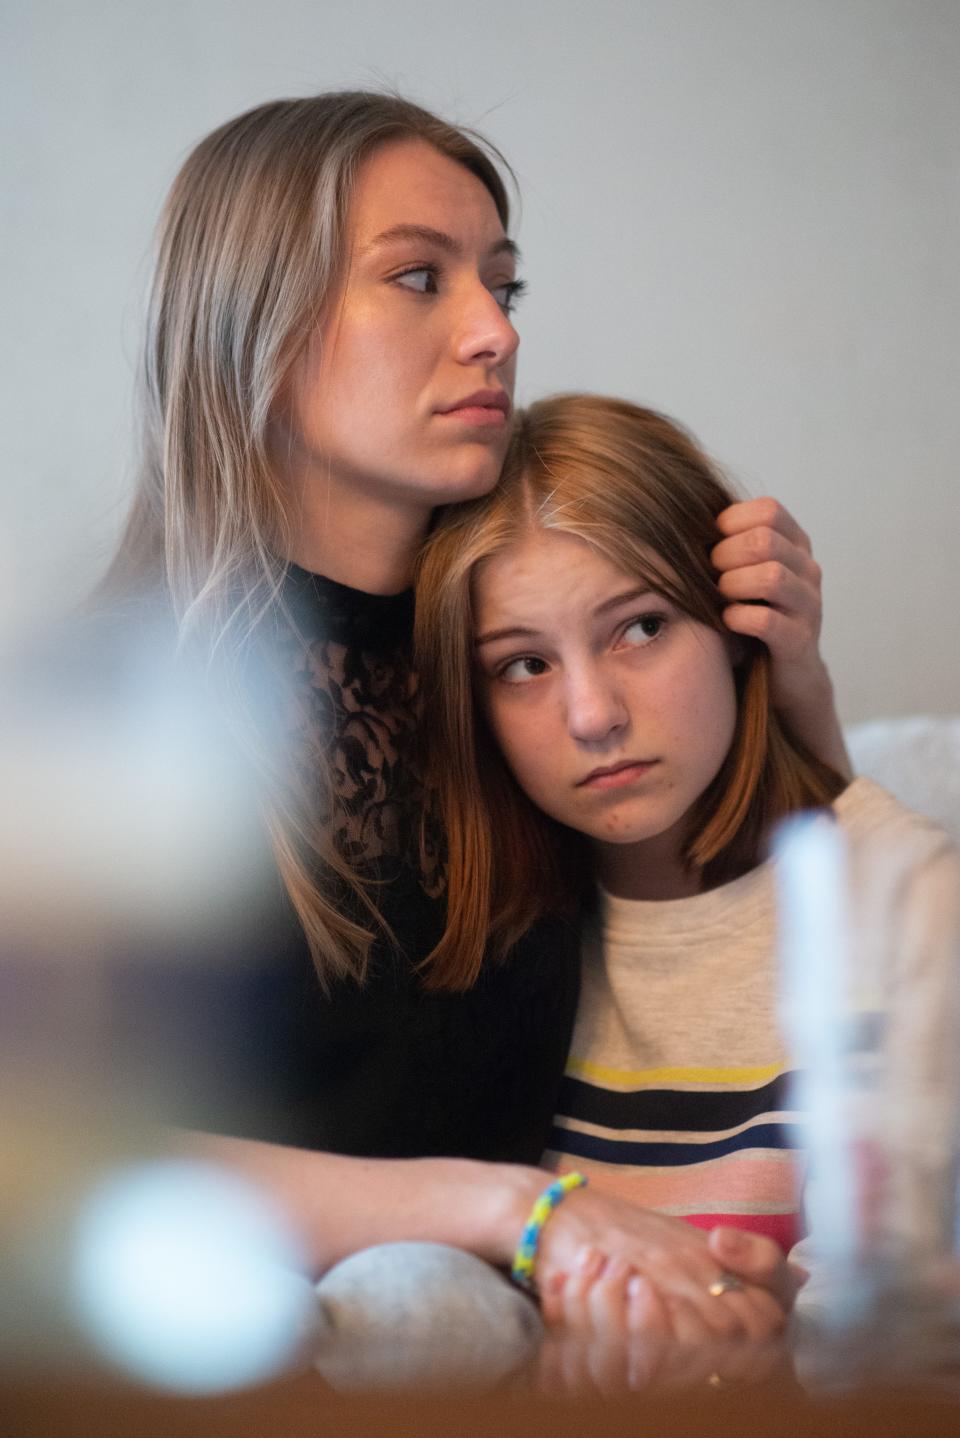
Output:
[530, 1184, 801, 1343]
[711, 497, 851, 778]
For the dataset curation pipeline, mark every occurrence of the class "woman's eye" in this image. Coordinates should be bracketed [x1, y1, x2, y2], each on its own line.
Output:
[498, 655, 549, 684]
[490, 278, 527, 314]
[394, 267, 438, 295]
[621, 614, 665, 648]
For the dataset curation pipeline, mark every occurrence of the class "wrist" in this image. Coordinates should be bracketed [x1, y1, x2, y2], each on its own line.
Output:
[471, 1163, 550, 1267]
[773, 652, 832, 711]
[773, 663, 851, 779]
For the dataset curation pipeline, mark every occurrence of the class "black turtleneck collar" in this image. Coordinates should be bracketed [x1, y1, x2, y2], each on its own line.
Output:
[282, 563, 415, 651]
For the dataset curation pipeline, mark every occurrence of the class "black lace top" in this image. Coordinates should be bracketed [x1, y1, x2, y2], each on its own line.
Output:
[138, 568, 581, 1163]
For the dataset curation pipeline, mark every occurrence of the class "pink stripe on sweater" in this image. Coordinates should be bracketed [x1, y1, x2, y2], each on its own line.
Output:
[546, 1151, 803, 1213]
[681, 1210, 803, 1255]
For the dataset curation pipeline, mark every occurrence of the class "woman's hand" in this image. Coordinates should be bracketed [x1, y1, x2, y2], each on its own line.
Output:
[711, 497, 851, 778]
[523, 1182, 801, 1342]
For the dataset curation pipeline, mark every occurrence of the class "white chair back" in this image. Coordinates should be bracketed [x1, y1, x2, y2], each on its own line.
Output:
[845, 715, 960, 842]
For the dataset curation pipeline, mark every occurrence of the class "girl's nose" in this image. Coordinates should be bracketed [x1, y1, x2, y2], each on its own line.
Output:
[453, 284, 520, 369]
[565, 672, 629, 745]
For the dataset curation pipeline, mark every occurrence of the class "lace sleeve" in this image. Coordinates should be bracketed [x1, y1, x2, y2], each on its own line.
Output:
[276, 569, 446, 898]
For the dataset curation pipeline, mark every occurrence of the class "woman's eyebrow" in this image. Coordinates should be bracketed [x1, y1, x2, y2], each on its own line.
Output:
[360, 224, 520, 261]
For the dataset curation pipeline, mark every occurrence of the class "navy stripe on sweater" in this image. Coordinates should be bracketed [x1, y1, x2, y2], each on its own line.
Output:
[556, 1072, 799, 1133]
[549, 1121, 805, 1167]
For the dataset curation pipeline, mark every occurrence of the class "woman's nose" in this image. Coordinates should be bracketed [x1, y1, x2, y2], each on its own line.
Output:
[453, 283, 520, 369]
[565, 672, 629, 745]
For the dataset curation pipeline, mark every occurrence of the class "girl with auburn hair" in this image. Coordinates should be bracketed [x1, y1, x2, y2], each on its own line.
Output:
[416, 393, 959, 1338]
[92, 93, 851, 1343]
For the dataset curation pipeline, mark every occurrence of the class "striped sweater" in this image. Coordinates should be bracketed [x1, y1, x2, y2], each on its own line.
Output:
[544, 778, 960, 1257]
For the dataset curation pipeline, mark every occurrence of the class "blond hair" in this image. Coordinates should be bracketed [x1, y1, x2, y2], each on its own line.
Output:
[415, 394, 845, 987]
[97, 92, 512, 988]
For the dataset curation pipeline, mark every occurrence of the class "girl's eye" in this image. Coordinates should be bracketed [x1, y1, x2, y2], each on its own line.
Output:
[498, 655, 550, 685]
[621, 614, 666, 648]
[490, 278, 527, 314]
[393, 266, 439, 295]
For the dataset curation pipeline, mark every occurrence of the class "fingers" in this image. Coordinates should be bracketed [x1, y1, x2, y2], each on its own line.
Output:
[539, 1270, 567, 1328]
[708, 1226, 800, 1312]
[557, 1261, 784, 1346]
[712, 525, 817, 583]
[716, 560, 819, 619]
[714, 498, 810, 551]
[663, 1296, 717, 1346]
[533, 1194, 788, 1344]
[720, 603, 817, 668]
[711, 507, 823, 671]
[556, 1251, 655, 1339]
[558, 1247, 617, 1333]
[586, 1255, 635, 1339]
[544, 1254, 674, 1342]
[705, 1284, 787, 1343]
[619, 1258, 768, 1342]
[626, 1274, 672, 1336]
[712, 512, 820, 599]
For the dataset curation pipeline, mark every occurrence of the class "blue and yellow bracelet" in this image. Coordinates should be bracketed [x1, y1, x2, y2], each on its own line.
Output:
[510, 1172, 588, 1290]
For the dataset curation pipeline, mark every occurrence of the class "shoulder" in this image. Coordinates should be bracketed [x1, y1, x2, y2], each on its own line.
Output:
[834, 779, 960, 979]
[834, 776, 958, 867]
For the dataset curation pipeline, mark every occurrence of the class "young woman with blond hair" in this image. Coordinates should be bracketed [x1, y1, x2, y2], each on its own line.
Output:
[415, 393, 959, 1342]
[96, 91, 850, 1340]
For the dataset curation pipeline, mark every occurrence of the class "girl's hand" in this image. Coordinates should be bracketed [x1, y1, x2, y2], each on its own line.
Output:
[527, 1184, 798, 1342]
[711, 497, 851, 777]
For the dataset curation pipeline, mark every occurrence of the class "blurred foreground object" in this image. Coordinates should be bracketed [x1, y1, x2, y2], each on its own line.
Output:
[0, 606, 308, 1389]
[776, 812, 960, 1392]
[69, 1159, 316, 1392]
[0, 605, 269, 951]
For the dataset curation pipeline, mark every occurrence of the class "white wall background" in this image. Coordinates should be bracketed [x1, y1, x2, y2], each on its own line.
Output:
[3, 0, 958, 721]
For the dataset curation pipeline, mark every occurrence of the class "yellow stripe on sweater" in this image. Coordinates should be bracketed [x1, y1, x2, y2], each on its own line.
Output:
[566, 1058, 787, 1089]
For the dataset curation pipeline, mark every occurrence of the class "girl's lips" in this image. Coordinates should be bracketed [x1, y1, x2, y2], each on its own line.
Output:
[578, 760, 658, 791]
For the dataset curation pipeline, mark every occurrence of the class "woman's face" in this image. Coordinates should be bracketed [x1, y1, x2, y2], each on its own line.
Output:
[285, 138, 521, 514]
[473, 529, 738, 893]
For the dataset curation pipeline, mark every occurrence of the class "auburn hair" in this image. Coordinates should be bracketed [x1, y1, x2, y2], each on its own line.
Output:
[415, 393, 845, 988]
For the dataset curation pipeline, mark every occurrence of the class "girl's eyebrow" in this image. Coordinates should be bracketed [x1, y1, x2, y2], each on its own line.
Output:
[474, 589, 657, 648]
[475, 624, 540, 648]
[594, 586, 657, 616]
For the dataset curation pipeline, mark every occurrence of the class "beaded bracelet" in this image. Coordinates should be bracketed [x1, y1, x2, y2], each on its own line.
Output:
[510, 1171, 588, 1290]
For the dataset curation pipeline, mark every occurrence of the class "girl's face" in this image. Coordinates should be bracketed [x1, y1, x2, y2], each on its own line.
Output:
[473, 529, 738, 896]
[284, 138, 521, 515]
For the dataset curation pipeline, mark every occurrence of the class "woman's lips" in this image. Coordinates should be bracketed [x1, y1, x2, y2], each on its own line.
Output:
[439, 405, 509, 427]
[436, 390, 511, 427]
[578, 760, 658, 791]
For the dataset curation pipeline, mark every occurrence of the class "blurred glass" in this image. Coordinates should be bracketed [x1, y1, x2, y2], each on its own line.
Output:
[775, 812, 960, 1393]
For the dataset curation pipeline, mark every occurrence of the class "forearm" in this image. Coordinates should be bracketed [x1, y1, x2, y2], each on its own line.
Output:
[178, 1130, 542, 1276]
[776, 660, 852, 780]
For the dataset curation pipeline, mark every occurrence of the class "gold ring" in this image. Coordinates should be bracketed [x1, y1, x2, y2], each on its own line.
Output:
[708, 1272, 745, 1297]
